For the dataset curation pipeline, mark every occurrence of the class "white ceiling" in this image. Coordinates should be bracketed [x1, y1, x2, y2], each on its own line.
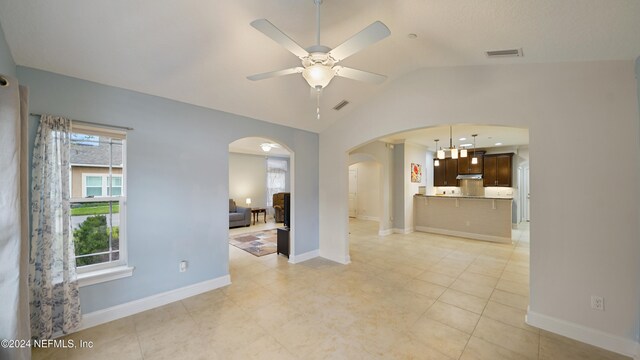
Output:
[378, 125, 529, 152]
[1, 1, 639, 133]
[229, 137, 290, 157]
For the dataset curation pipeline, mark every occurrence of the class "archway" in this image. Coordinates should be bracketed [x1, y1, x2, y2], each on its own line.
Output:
[227, 136, 296, 279]
[341, 124, 530, 259]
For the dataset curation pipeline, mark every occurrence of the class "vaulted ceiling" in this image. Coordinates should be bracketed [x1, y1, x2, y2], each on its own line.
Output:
[1, 0, 639, 133]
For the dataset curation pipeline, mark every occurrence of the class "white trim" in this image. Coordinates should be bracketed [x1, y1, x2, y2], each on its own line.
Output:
[392, 228, 413, 234]
[356, 215, 380, 222]
[77, 266, 134, 287]
[526, 309, 639, 359]
[378, 228, 393, 236]
[71, 163, 123, 169]
[288, 249, 320, 264]
[79, 275, 231, 331]
[415, 226, 512, 243]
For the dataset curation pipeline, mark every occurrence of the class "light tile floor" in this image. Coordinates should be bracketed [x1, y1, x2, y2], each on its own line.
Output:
[33, 219, 630, 359]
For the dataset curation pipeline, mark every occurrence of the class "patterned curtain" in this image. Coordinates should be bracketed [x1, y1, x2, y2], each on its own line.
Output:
[29, 115, 81, 339]
[266, 157, 288, 207]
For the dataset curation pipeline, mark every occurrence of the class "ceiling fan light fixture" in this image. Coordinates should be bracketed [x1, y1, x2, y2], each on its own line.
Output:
[302, 64, 335, 88]
[260, 143, 272, 152]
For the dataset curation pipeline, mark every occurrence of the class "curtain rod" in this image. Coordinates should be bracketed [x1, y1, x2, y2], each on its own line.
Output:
[29, 113, 134, 131]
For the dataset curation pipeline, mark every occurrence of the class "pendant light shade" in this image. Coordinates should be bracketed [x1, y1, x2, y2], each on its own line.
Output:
[451, 148, 458, 159]
[471, 134, 478, 165]
[460, 148, 467, 158]
[434, 159, 440, 166]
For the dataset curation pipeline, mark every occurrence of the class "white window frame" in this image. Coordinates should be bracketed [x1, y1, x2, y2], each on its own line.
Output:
[70, 126, 133, 286]
[81, 173, 123, 198]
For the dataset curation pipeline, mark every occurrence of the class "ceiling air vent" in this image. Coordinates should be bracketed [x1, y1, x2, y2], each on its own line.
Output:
[486, 48, 523, 58]
[333, 100, 350, 111]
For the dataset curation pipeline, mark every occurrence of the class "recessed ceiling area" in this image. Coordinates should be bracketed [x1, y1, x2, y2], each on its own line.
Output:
[379, 125, 529, 151]
[229, 137, 290, 157]
[1, 1, 639, 133]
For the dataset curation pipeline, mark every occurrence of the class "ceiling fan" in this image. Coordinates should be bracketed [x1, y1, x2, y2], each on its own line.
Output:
[247, 0, 391, 117]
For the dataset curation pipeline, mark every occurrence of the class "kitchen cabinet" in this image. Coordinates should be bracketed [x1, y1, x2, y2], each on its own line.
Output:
[458, 150, 485, 174]
[483, 153, 513, 187]
[434, 158, 458, 186]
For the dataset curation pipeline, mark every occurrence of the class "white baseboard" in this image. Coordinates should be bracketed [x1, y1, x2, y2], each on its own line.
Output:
[288, 249, 319, 264]
[80, 275, 231, 331]
[415, 226, 511, 244]
[392, 228, 413, 234]
[356, 215, 380, 222]
[378, 229, 393, 236]
[526, 309, 639, 359]
[318, 251, 351, 265]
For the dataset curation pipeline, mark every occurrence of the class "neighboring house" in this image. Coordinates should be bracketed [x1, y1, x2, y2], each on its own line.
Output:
[70, 134, 123, 198]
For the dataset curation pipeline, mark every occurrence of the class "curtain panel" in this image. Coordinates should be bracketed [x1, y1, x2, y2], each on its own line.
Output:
[0, 74, 31, 360]
[29, 115, 81, 339]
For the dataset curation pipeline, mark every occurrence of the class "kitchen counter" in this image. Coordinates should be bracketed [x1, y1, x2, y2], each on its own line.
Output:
[417, 194, 513, 200]
[414, 195, 513, 243]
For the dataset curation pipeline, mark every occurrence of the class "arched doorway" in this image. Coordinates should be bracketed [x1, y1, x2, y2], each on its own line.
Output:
[227, 136, 295, 279]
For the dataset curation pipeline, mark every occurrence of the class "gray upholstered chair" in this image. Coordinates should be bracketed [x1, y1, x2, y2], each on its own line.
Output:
[229, 199, 251, 228]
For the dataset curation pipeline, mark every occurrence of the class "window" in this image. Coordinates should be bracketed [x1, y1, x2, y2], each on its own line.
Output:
[82, 174, 123, 197]
[266, 157, 288, 206]
[70, 124, 128, 277]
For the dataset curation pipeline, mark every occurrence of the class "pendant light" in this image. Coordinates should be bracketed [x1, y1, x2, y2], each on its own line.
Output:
[433, 139, 440, 166]
[471, 134, 478, 165]
[447, 126, 466, 159]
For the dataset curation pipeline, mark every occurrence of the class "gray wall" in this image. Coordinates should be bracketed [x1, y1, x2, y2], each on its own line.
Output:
[0, 22, 15, 77]
[18, 66, 319, 313]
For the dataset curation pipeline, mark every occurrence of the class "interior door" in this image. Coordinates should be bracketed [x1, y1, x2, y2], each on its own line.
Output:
[348, 169, 357, 218]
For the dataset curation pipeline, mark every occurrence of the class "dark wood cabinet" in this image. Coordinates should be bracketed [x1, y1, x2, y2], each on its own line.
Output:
[445, 158, 458, 186]
[433, 159, 446, 186]
[433, 158, 458, 186]
[458, 151, 485, 174]
[483, 153, 513, 187]
[277, 227, 289, 258]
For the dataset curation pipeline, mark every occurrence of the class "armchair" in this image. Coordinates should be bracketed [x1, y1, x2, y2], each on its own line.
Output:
[272, 192, 289, 223]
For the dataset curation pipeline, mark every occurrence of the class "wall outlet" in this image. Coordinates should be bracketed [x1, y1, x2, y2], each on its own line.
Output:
[179, 260, 188, 273]
[591, 295, 604, 311]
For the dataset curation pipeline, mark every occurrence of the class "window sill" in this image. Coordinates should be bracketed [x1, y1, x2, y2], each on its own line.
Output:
[77, 266, 134, 287]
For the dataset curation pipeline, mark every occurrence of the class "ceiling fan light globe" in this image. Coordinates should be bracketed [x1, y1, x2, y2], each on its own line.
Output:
[260, 144, 272, 152]
[303, 64, 335, 88]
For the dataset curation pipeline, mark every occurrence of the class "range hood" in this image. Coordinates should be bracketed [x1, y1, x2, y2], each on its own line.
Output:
[456, 174, 483, 180]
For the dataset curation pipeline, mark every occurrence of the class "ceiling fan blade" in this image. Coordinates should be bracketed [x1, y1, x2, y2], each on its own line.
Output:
[247, 67, 304, 81]
[334, 66, 387, 84]
[250, 19, 309, 58]
[328, 21, 390, 62]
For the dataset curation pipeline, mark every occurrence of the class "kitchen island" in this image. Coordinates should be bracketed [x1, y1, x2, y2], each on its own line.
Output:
[414, 194, 513, 243]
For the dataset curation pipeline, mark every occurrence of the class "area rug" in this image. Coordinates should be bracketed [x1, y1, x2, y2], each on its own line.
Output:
[229, 229, 278, 257]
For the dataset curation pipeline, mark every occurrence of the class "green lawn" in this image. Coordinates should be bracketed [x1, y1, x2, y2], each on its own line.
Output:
[71, 204, 120, 216]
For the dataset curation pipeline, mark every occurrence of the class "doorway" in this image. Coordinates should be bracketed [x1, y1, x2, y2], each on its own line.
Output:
[227, 137, 293, 279]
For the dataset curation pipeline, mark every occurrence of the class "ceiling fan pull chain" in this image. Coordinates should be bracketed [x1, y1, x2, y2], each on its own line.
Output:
[316, 86, 321, 120]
